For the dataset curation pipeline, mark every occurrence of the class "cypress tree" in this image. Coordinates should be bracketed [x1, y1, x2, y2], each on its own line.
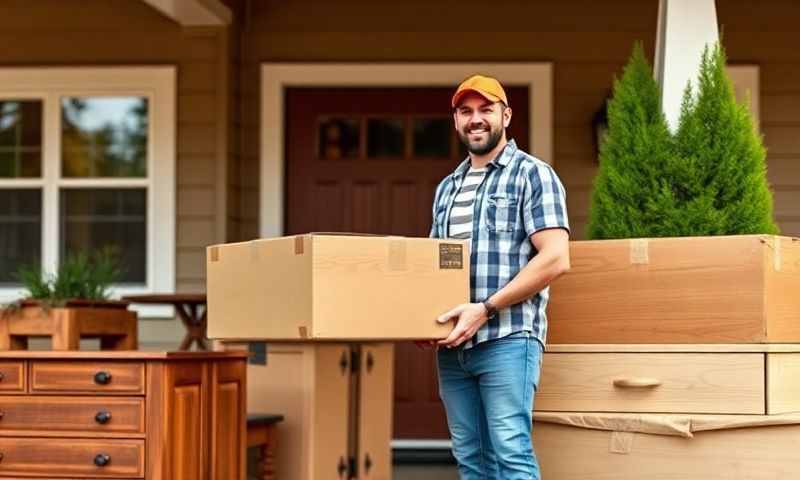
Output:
[587, 42, 778, 238]
[670, 44, 778, 235]
[587, 43, 673, 239]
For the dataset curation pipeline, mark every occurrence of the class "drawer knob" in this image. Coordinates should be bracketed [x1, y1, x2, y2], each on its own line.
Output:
[94, 453, 111, 467]
[95, 411, 112, 424]
[94, 371, 112, 385]
[613, 377, 662, 389]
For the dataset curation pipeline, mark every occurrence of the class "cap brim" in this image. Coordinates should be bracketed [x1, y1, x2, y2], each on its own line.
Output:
[451, 89, 501, 108]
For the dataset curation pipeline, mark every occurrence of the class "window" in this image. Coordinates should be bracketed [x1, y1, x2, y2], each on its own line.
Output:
[0, 67, 175, 305]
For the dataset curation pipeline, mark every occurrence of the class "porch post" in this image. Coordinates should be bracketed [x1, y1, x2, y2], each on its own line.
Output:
[654, 0, 719, 131]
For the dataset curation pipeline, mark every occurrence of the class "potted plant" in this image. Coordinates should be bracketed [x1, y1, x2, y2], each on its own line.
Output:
[547, 43, 799, 344]
[0, 249, 138, 350]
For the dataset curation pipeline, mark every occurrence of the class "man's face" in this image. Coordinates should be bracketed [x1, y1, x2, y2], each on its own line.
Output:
[453, 93, 512, 156]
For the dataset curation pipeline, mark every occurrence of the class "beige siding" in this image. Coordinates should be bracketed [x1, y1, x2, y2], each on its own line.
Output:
[0, 0, 231, 292]
[233, 0, 800, 240]
[235, 0, 660, 240]
[722, 0, 800, 236]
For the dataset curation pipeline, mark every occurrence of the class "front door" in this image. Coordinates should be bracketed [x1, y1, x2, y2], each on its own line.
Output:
[285, 86, 529, 438]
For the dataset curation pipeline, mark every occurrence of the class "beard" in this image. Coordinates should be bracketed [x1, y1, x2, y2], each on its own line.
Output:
[458, 122, 504, 156]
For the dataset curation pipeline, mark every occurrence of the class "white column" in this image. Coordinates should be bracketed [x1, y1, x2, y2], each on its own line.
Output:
[654, 0, 719, 131]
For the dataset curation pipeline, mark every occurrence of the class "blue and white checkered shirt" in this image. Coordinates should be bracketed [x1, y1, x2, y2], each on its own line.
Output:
[430, 140, 570, 349]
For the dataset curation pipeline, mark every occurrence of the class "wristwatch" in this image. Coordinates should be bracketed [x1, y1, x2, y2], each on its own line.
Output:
[482, 298, 499, 319]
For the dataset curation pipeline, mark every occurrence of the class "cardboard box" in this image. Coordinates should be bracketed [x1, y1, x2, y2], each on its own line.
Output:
[547, 235, 800, 344]
[207, 234, 469, 340]
[533, 413, 800, 480]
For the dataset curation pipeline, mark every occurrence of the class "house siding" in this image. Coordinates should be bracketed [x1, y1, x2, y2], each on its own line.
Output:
[234, 0, 800, 240]
[0, 0, 231, 294]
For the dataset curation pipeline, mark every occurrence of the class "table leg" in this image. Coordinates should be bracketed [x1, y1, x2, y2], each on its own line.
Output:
[260, 436, 276, 480]
[176, 303, 208, 351]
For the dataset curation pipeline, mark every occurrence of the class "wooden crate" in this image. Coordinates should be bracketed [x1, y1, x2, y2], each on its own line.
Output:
[548, 235, 800, 344]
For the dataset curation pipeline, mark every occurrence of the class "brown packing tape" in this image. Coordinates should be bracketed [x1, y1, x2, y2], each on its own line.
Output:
[298, 326, 308, 338]
[388, 237, 407, 271]
[609, 431, 634, 455]
[533, 412, 800, 438]
[295, 236, 304, 255]
[208, 246, 219, 262]
[630, 238, 650, 265]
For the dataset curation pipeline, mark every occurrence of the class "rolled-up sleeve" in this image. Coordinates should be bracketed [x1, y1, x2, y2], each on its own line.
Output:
[523, 164, 570, 237]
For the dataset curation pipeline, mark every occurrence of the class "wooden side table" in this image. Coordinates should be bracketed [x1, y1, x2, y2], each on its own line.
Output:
[0, 301, 137, 351]
[123, 293, 208, 350]
[247, 413, 284, 480]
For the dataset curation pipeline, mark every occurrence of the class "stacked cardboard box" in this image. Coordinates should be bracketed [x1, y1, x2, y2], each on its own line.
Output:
[207, 234, 470, 480]
[536, 235, 800, 479]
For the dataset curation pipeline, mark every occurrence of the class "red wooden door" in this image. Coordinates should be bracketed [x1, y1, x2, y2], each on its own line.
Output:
[285, 87, 529, 438]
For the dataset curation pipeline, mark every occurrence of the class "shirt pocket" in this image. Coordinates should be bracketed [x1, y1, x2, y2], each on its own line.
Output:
[485, 193, 519, 233]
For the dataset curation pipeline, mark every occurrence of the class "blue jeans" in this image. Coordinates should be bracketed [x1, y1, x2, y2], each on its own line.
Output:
[437, 332, 543, 480]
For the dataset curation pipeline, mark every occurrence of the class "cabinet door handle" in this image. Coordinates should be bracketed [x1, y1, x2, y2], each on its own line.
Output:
[93, 371, 112, 385]
[95, 411, 112, 424]
[613, 377, 662, 389]
[0, 372, 5, 381]
[94, 453, 111, 466]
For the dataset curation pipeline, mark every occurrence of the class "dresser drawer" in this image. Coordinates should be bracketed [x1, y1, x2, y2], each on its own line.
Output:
[0, 437, 144, 477]
[536, 353, 765, 414]
[0, 362, 23, 393]
[0, 396, 144, 433]
[30, 361, 145, 394]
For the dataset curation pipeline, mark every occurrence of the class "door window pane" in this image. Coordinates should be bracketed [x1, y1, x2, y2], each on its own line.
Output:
[61, 97, 148, 178]
[413, 117, 451, 158]
[0, 101, 42, 178]
[60, 188, 147, 284]
[318, 117, 360, 160]
[367, 118, 405, 158]
[0, 189, 42, 285]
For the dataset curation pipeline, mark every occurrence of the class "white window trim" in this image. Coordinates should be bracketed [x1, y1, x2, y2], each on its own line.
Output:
[259, 62, 554, 238]
[0, 66, 176, 316]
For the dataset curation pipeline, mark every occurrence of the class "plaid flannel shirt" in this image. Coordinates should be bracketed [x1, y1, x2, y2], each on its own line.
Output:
[430, 140, 570, 349]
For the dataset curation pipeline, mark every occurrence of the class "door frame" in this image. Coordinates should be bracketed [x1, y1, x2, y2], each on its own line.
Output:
[260, 62, 554, 237]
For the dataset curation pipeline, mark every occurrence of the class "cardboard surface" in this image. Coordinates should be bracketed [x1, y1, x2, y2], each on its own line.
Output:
[533, 415, 800, 479]
[207, 234, 469, 340]
[548, 235, 800, 344]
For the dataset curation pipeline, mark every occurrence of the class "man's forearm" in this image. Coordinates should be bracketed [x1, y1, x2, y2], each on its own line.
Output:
[487, 242, 570, 310]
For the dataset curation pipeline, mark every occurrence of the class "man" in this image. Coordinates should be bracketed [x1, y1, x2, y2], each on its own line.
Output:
[429, 74, 570, 479]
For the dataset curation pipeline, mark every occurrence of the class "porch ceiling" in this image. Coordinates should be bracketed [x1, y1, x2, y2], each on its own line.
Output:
[140, 0, 231, 26]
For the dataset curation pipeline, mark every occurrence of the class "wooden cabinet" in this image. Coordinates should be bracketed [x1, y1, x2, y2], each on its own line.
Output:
[0, 351, 247, 480]
[225, 342, 393, 480]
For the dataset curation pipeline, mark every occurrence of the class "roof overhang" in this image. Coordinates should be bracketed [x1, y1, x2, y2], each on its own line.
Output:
[141, 0, 232, 26]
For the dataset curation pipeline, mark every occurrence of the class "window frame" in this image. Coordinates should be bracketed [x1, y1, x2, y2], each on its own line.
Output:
[0, 67, 176, 311]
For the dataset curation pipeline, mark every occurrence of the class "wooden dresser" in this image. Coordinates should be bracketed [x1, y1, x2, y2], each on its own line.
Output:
[0, 351, 247, 479]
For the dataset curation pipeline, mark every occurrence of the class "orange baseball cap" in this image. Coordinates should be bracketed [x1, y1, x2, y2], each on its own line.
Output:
[451, 74, 509, 108]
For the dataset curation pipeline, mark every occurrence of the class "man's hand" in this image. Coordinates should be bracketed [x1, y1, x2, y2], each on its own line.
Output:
[436, 303, 489, 348]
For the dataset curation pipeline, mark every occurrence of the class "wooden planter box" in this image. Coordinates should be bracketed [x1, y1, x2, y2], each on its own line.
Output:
[547, 235, 800, 344]
[0, 300, 138, 350]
